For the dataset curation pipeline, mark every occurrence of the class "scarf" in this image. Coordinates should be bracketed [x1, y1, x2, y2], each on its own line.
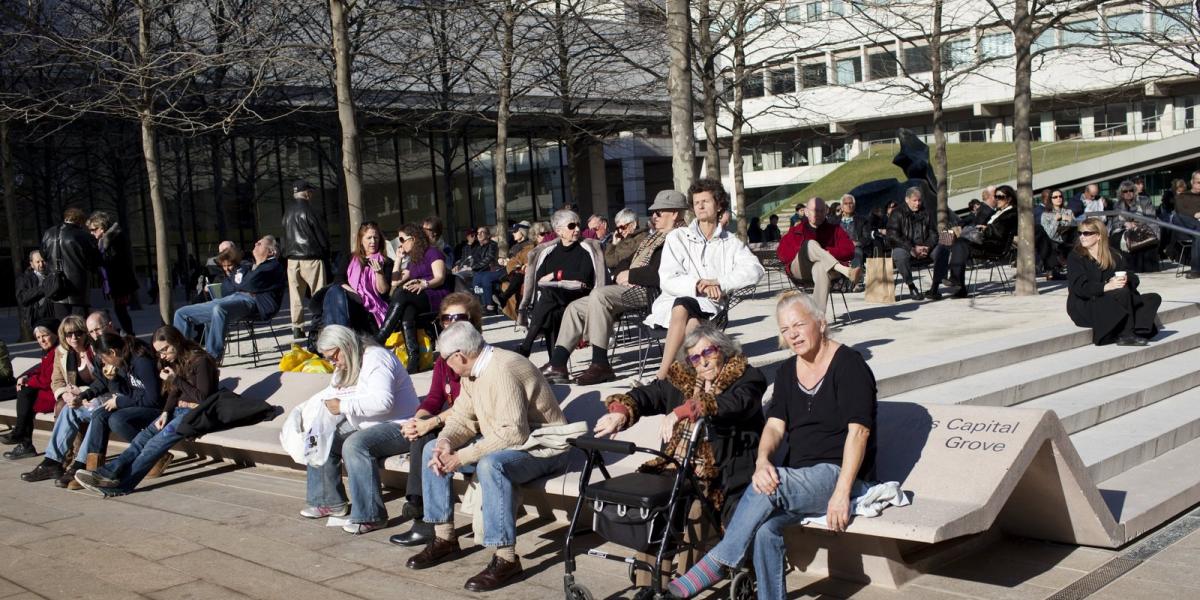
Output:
[346, 253, 388, 326]
[629, 230, 665, 271]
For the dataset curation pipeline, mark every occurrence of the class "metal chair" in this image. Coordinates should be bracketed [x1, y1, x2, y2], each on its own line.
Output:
[225, 314, 287, 368]
[967, 245, 1016, 295]
[608, 287, 660, 379]
[1176, 238, 1195, 277]
[750, 243, 786, 293]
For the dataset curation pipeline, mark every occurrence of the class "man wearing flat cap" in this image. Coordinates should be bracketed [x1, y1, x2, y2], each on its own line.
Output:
[283, 179, 331, 340]
[542, 189, 687, 385]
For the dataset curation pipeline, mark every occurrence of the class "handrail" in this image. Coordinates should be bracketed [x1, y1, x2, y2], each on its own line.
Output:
[1090, 209, 1200, 239]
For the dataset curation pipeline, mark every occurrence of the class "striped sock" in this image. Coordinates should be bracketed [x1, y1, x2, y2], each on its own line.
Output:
[668, 555, 724, 598]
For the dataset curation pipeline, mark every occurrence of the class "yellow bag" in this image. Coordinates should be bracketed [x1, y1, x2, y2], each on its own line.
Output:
[391, 330, 436, 371]
[279, 344, 315, 372]
[299, 357, 334, 374]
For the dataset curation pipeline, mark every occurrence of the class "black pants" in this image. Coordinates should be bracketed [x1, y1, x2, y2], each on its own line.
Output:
[520, 288, 586, 355]
[377, 288, 433, 345]
[404, 422, 443, 502]
[111, 297, 135, 335]
[12, 387, 40, 443]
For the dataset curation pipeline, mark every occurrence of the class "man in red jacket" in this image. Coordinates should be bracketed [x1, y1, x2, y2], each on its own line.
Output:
[776, 197, 859, 312]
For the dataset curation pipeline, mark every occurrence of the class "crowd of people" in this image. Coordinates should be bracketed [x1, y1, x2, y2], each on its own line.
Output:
[4, 169, 1187, 599]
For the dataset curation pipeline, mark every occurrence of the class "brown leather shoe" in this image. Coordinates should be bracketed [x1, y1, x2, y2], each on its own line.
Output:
[405, 537, 462, 570]
[574, 363, 615, 386]
[146, 452, 173, 479]
[464, 555, 523, 592]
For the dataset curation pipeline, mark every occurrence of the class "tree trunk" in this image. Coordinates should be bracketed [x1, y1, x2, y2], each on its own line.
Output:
[931, 0, 951, 230]
[1012, 0, 1038, 296]
[2, 122, 31, 341]
[210, 135, 227, 241]
[697, 0, 721, 179]
[731, 6, 747, 241]
[494, 1, 515, 257]
[139, 2, 172, 324]
[666, 0, 695, 192]
[330, 0, 363, 248]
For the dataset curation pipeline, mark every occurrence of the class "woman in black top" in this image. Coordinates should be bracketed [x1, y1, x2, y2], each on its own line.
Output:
[668, 291, 876, 600]
[516, 209, 597, 357]
[1067, 217, 1160, 346]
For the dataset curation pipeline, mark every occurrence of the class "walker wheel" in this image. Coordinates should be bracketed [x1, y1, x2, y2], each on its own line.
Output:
[729, 570, 754, 600]
[566, 583, 593, 600]
[627, 562, 637, 585]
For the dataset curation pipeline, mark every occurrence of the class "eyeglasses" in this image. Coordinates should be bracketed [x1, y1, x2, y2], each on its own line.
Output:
[397, 236, 412, 243]
[65, 330, 85, 338]
[686, 345, 721, 366]
[1122, 190, 1135, 195]
[1079, 231, 1099, 237]
[565, 222, 579, 230]
[1051, 194, 1063, 199]
[440, 312, 470, 325]
[994, 194, 1009, 200]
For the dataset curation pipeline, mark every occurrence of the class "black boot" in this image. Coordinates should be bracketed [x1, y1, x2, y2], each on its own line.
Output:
[401, 323, 421, 373]
[375, 302, 405, 346]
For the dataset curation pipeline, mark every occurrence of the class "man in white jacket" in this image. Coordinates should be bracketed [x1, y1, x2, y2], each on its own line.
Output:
[647, 178, 764, 380]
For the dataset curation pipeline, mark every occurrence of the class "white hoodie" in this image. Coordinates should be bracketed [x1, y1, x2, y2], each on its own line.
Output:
[646, 219, 764, 329]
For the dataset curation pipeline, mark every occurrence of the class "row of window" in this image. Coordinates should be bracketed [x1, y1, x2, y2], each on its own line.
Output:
[737, 7, 1193, 98]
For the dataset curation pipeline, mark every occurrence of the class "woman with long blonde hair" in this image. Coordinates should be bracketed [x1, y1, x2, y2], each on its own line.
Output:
[1066, 217, 1160, 346]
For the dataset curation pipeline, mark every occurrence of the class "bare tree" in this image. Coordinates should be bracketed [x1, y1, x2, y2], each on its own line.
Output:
[329, 0, 364, 242]
[667, 0, 695, 191]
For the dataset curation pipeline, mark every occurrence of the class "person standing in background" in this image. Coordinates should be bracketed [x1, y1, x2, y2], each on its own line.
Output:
[283, 180, 331, 341]
[87, 211, 139, 335]
[40, 208, 100, 319]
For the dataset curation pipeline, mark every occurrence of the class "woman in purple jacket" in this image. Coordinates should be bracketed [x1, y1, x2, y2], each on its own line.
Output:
[375, 223, 452, 372]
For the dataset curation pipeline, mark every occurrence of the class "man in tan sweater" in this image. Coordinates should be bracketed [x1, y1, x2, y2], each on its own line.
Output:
[405, 322, 569, 592]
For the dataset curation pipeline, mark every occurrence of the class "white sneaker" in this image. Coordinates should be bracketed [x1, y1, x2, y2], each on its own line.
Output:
[300, 504, 350, 519]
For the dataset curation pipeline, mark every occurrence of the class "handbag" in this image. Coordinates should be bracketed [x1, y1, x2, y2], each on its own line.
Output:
[1123, 226, 1157, 253]
[864, 251, 895, 304]
[42, 225, 71, 301]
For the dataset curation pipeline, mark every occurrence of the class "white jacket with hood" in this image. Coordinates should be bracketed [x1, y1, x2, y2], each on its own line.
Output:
[645, 219, 764, 329]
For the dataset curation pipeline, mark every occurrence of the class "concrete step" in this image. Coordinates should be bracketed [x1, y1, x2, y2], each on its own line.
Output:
[884, 315, 1200, 408]
[1020, 348, 1200, 434]
[1071, 386, 1200, 483]
[874, 301, 1199, 399]
[1097, 435, 1200, 541]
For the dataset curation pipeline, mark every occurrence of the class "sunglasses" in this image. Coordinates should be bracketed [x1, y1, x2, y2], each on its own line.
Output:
[65, 330, 85, 338]
[1079, 231, 1099, 237]
[397, 235, 412, 243]
[565, 222, 579, 230]
[994, 194, 1009, 200]
[440, 312, 470, 325]
[686, 345, 721, 366]
[1051, 194, 1063, 199]
[1122, 190, 1135, 194]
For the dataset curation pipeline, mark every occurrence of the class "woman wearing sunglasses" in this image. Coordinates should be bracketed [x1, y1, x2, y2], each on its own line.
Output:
[515, 209, 604, 358]
[1, 322, 60, 460]
[594, 321, 765, 589]
[1109, 179, 1160, 274]
[376, 223, 452, 372]
[388, 292, 484, 548]
[1040, 188, 1076, 279]
[1067, 217, 1160, 346]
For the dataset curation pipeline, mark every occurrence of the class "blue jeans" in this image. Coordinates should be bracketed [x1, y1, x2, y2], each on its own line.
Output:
[472, 270, 504, 308]
[45, 404, 99, 464]
[705, 463, 867, 600]
[45, 400, 160, 464]
[1172, 213, 1200, 273]
[97, 407, 192, 493]
[306, 420, 410, 524]
[173, 293, 257, 359]
[421, 443, 569, 547]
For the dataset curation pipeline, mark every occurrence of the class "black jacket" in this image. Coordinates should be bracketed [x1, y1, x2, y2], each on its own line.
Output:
[228, 257, 286, 319]
[16, 270, 54, 330]
[77, 354, 162, 411]
[41, 222, 101, 305]
[1066, 251, 1160, 344]
[974, 206, 1018, 257]
[97, 223, 139, 297]
[886, 204, 938, 252]
[216, 261, 254, 298]
[282, 199, 330, 260]
[457, 240, 499, 272]
[175, 388, 278, 438]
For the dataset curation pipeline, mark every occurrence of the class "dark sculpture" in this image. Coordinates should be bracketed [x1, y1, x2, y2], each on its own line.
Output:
[846, 128, 938, 218]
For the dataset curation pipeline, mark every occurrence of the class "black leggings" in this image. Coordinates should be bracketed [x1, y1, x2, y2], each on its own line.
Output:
[404, 422, 443, 501]
[12, 387, 40, 443]
[377, 289, 433, 343]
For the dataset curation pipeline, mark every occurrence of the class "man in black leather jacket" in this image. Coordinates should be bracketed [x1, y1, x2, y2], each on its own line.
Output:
[886, 187, 940, 300]
[15, 250, 55, 333]
[282, 180, 330, 340]
[40, 207, 101, 318]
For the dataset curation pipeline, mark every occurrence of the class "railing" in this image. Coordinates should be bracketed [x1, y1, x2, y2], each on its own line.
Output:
[945, 118, 1173, 195]
[1093, 210, 1200, 239]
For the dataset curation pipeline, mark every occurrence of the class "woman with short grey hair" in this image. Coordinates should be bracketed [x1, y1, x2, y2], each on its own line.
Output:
[516, 209, 604, 357]
[300, 325, 421, 534]
[1110, 179, 1159, 272]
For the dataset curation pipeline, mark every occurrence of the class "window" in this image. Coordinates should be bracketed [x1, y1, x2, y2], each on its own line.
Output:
[903, 45, 932, 73]
[1154, 5, 1191, 36]
[829, 0, 845, 16]
[770, 68, 796, 94]
[807, 1, 823, 21]
[942, 39, 973, 69]
[802, 62, 828, 87]
[835, 57, 861, 84]
[1033, 29, 1057, 52]
[1054, 109, 1082, 140]
[1095, 104, 1128, 136]
[1106, 12, 1144, 44]
[779, 142, 808, 167]
[869, 50, 897, 79]
[747, 11, 765, 31]
[1060, 20, 1102, 46]
[1142, 102, 1161, 133]
[1184, 97, 1198, 129]
[979, 32, 1014, 59]
[784, 5, 804, 24]
[745, 73, 765, 98]
[954, 119, 989, 142]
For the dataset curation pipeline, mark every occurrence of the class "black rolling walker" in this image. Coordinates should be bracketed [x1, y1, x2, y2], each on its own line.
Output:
[561, 419, 754, 600]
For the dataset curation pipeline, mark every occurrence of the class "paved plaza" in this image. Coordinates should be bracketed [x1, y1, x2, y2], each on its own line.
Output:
[2, 271, 1199, 600]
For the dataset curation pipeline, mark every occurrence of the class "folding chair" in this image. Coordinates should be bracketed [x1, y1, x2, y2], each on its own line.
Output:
[225, 313, 287, 368]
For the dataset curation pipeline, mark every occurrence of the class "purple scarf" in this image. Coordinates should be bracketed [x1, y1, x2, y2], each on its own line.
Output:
[346, 253, 389, 326]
